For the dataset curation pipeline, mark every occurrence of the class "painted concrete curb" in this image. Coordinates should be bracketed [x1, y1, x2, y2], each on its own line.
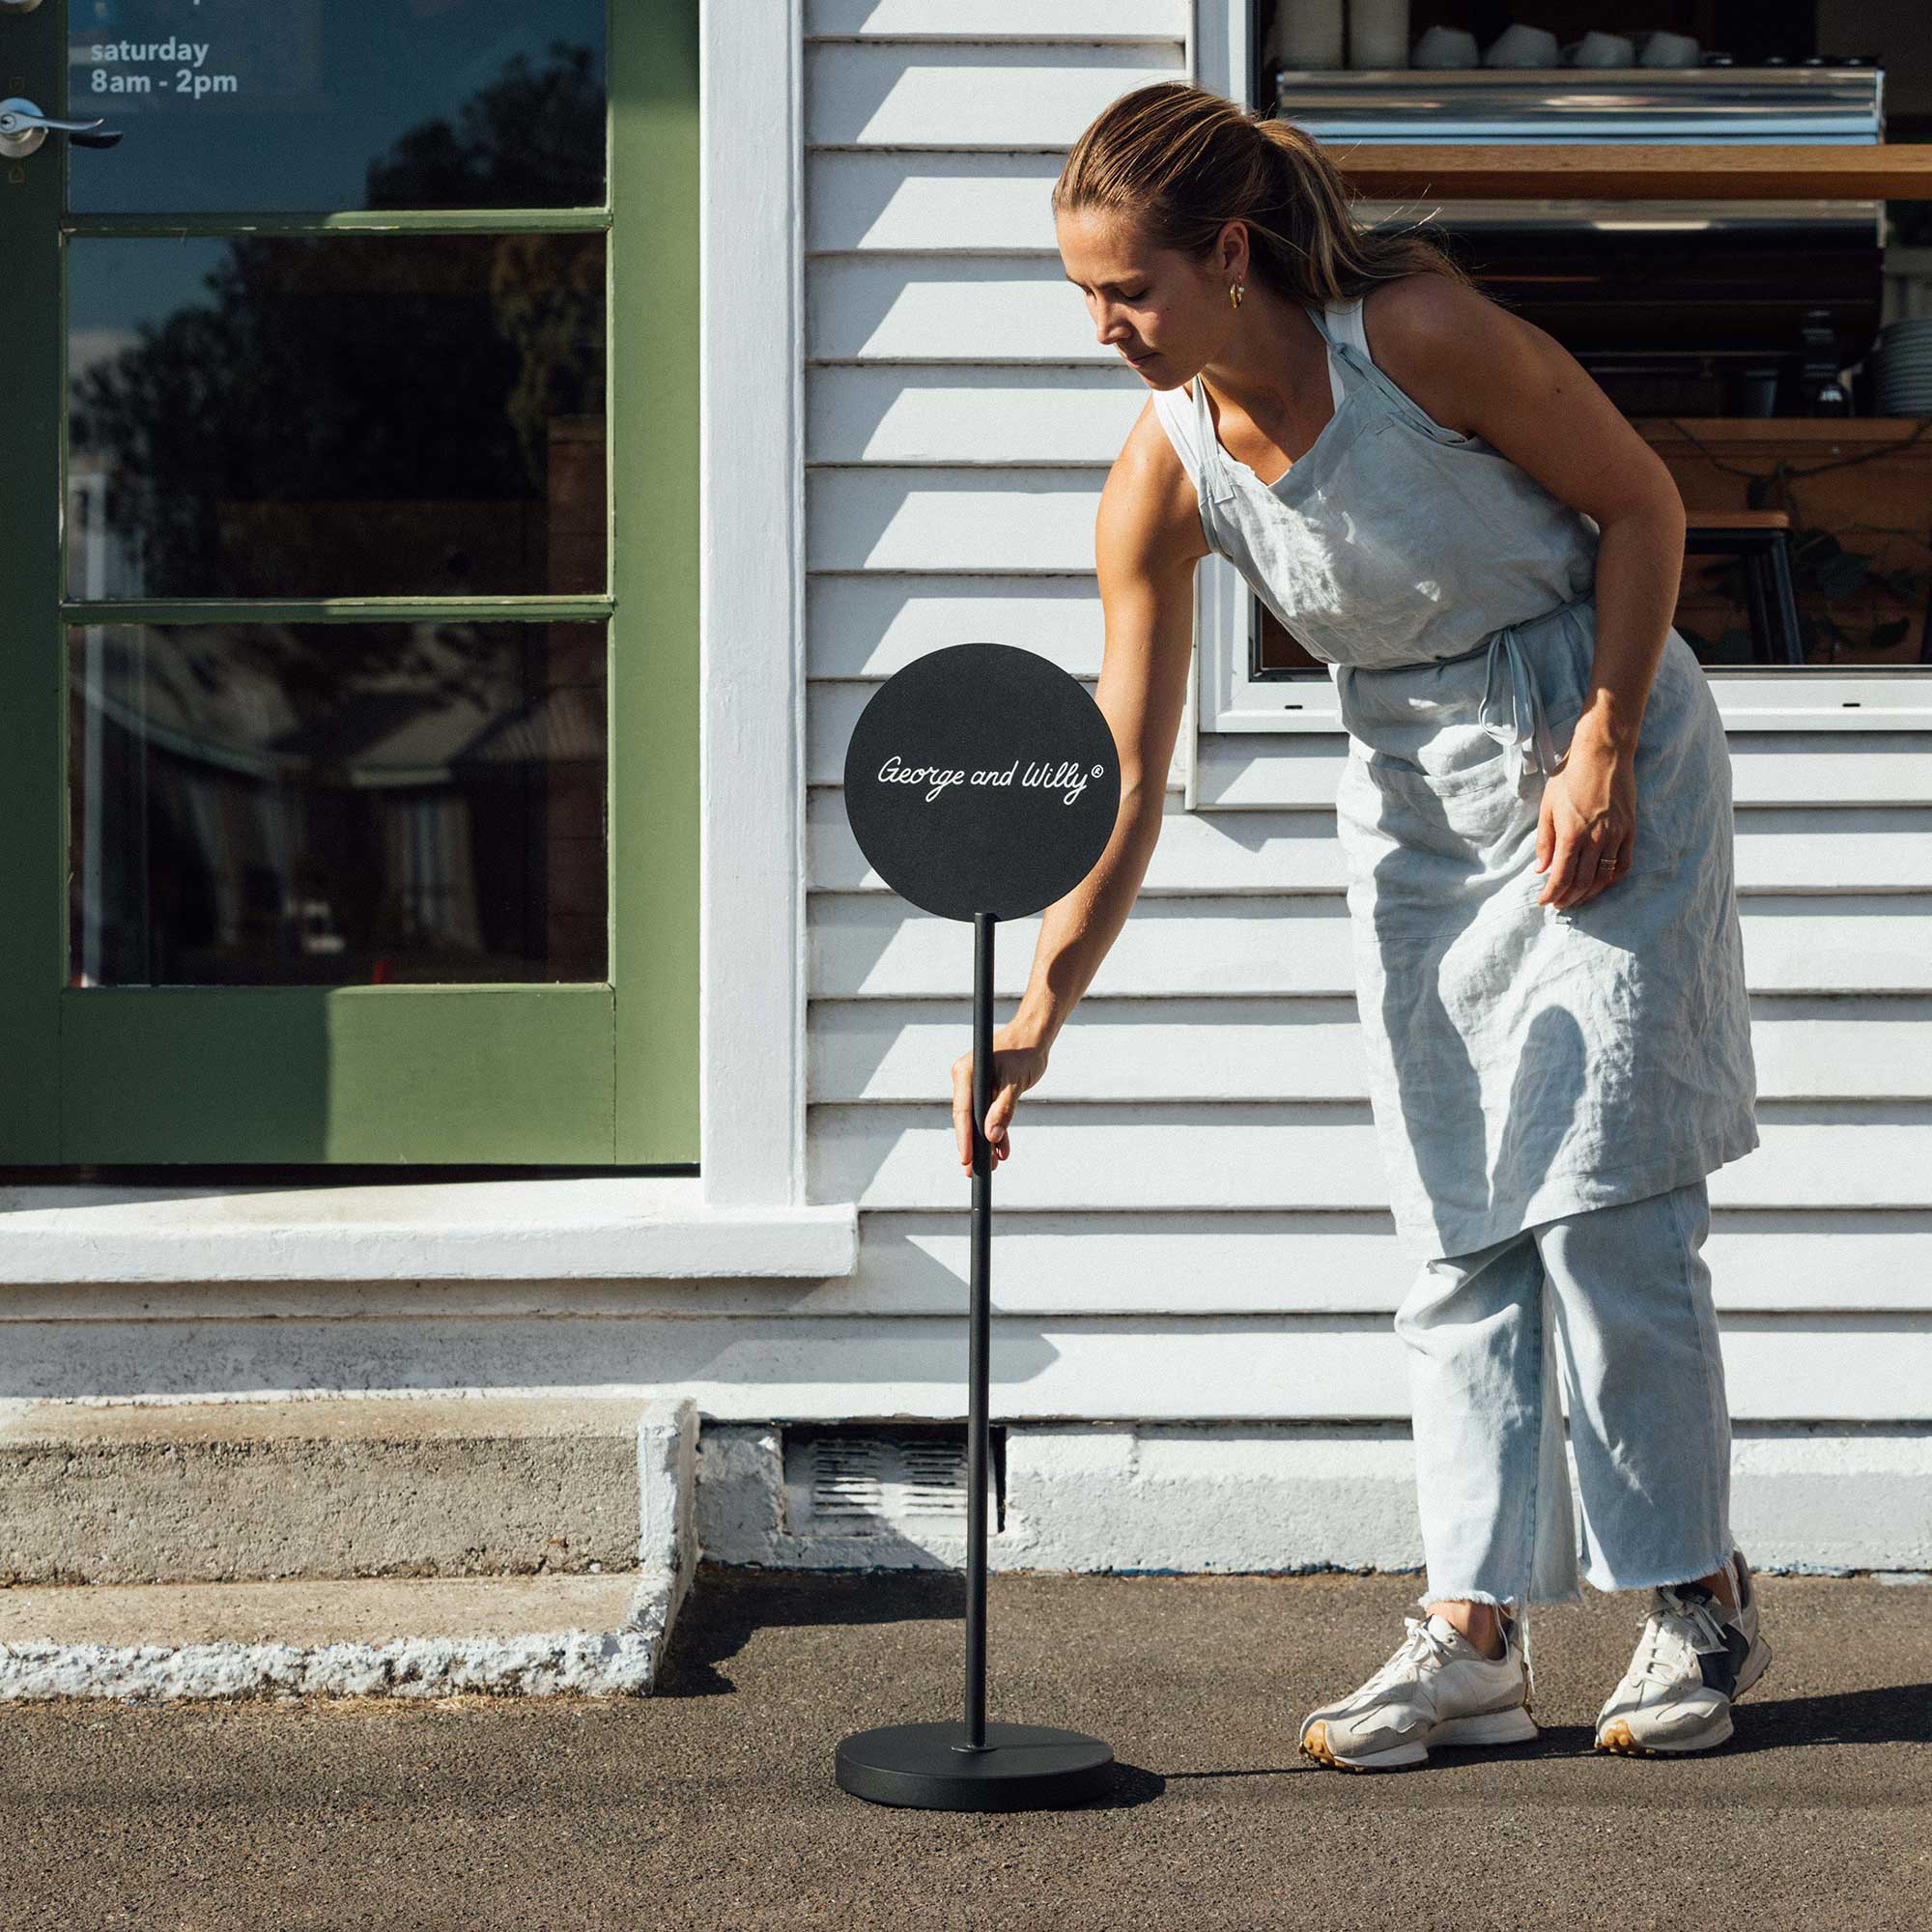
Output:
[0, 1396, 699, 1702]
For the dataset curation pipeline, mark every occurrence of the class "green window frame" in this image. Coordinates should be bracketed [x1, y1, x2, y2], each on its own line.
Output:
[0, 0, 696, 1166]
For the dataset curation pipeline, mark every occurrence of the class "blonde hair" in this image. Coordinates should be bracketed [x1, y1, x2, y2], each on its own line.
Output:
[1051, 79, 1471, 303]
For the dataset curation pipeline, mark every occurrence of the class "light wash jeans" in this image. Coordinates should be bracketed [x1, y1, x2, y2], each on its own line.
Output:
[1395, 1175, 1736, 1619]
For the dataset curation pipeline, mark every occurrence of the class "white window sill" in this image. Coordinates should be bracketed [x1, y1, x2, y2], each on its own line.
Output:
[1208, 672, 1932, 735]
[0, 1177, 859, 1285]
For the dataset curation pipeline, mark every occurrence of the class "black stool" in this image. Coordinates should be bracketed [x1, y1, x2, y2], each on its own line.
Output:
[1683, 511, 1804, 666]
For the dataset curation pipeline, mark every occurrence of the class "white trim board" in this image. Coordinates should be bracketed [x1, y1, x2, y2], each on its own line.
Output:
[1207, 648, 1932, 738]
[0, 1175, 854, 1283]
[3, 1316, 1926, 1423]
[0, 1177, 857, 1286]
[696, 1422, 1932, 1577]
[697, 0, 821, 1211]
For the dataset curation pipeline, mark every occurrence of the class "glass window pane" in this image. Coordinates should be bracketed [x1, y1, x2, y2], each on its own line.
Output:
[67, 233, 607, 600]
[69, 620, 607, 986]
[66, 2, 607, 213]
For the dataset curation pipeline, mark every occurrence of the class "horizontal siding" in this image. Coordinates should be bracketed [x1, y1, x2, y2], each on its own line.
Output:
[809, 1101, 1932, 1214]
[820, 695, 1932, 806]
[810, 997, 1932, 1103]
[812, 1209, 1932, 1316]
[805, 43, 1183, 150]
[810, 257, 1107, 361]
[808, 153, 1067, 254]
[826, 717, 1932, 809]
[798, 9, 1932, 1456]
[810, 792, 1932, 895]
[806, 2, 1183, 40]
[808, 468, 1098, 571]
[811, 894, 1932, 997]
[809, 366, 1136, 463]
[578, 1316, 1932, 1425]
[807, 574, 1101, 680]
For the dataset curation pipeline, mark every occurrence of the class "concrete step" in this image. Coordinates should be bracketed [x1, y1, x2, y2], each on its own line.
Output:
[0, 1394, 683, 1586]
[0, 1395, 697, 1699]
[0, 1569, 685, 1700]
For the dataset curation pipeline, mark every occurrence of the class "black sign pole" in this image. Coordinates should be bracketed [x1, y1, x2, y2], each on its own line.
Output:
[963, 907, 994, 1752]
[834, 642, 1119, 1811]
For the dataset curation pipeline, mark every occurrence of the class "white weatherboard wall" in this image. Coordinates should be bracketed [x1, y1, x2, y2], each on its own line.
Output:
[11, 4, 1922, 1588]
[799, 2, 1932, 1568]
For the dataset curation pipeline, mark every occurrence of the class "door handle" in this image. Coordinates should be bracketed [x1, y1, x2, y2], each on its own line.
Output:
[0, 97, 123, 158]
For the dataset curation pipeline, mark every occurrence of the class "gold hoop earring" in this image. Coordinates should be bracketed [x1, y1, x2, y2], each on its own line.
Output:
[1229, 281, 1245, 310]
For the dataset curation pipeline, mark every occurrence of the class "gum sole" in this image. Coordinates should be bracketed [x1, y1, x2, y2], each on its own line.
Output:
[1598, 1718, 1663, 1756]
[1595, 1716, 1731, 1756]
[1298, 1714, 1533, 1773]
[1595, 1651, 1770, 1756]
[1299, 1720, 1390, 1773]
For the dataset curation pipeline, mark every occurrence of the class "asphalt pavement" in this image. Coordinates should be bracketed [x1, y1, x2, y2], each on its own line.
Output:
[2, 1565, 1927, 1929]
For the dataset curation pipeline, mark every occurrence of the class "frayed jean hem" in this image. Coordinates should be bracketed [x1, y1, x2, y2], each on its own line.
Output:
[1579, 1542, 1738, 1600]
[1413, 1545, 1735, 1617]
[1409, 1585, 1520, 1614]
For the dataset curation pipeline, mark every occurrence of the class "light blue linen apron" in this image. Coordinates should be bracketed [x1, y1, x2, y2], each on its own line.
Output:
[1150, 294, 1760, 1265]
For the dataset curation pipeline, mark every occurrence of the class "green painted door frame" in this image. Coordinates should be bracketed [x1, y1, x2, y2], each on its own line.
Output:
[0, 1, 697, 1165]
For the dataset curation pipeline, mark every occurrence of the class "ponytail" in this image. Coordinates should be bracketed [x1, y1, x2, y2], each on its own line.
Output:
[1053, 79, 1469, 304]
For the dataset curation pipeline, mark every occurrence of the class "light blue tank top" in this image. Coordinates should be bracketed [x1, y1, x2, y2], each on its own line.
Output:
[1149, 291, 1605, 788]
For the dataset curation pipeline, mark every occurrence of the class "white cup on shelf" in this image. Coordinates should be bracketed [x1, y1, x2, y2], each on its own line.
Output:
[1484, 23, 1561, 68]
[1411, 24, 1480, 68]
[1637, 30, 1701, 68]
[1267, 0, 1346, 71]
[1562, 31, 1636, 67]
[1349, 0, 1412, 70]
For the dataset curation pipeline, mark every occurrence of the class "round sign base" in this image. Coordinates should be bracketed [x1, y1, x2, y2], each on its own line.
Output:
[835, 1719, 1114, 1811]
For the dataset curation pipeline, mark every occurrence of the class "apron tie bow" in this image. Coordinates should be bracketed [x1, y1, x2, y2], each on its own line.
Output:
[1476, 621, 1566, 794]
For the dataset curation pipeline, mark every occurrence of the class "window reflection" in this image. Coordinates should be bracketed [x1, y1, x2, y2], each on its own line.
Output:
[67, 233, 607, 599]
[66, 5, 606, 213]
[69, 621, 607, 985]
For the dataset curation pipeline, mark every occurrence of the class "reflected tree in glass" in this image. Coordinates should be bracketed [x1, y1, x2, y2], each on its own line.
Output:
[65, 44, 611, 988]
[361, 39, 603, 210]
[68, 42, 606, 604]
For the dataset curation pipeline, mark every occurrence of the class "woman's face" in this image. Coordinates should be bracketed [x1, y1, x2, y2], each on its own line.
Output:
[1056, 205, 1236, 384]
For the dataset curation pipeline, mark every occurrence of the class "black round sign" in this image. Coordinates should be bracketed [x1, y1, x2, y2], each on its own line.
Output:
[842, 641, 1122, 923]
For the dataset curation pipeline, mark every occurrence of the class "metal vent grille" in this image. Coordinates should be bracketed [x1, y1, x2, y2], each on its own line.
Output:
[782, 1425, 999, 1536]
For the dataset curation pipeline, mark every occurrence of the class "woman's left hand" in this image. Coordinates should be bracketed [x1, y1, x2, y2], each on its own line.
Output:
[1536, 723, 1635, 910]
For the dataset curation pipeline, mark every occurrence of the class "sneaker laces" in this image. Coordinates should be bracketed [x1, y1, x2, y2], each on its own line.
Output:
[1347, 1615, 1462, 1706]
[1630, 1586, 1729, 1689]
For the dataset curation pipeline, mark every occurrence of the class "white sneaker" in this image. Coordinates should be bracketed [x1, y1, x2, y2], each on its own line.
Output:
[1298, 1607, 1538, 1773]
[1595, 1549, 1772, 1755]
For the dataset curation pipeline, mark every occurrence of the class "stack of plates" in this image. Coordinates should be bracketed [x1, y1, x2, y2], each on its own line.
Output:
[1873, 318, 1932, 414]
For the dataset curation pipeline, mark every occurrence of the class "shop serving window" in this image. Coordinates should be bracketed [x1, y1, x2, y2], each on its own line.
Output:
[0, 1, 696, 1164]
[1208, 5, 1932, 732]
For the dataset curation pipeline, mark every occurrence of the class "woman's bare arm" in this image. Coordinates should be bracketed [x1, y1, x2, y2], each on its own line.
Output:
[1365, 273, 1687, 907]
[951, 404, 1203, 1167]
[1009, 407, 1204, 1049]
[1364, 272, 1688, 755]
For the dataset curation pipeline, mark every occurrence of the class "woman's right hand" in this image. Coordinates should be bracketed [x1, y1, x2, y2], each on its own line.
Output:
[952, 1025, 1052, 1173]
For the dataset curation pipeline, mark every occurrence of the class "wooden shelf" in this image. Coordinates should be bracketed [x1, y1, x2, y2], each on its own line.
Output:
[1334, 143, 1932, 199]
[1635, 417, 1932, 445]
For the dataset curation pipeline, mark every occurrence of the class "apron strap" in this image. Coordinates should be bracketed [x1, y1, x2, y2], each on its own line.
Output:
[1318, 317, 1473, 446]
[1188, 377, 1239, 506]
